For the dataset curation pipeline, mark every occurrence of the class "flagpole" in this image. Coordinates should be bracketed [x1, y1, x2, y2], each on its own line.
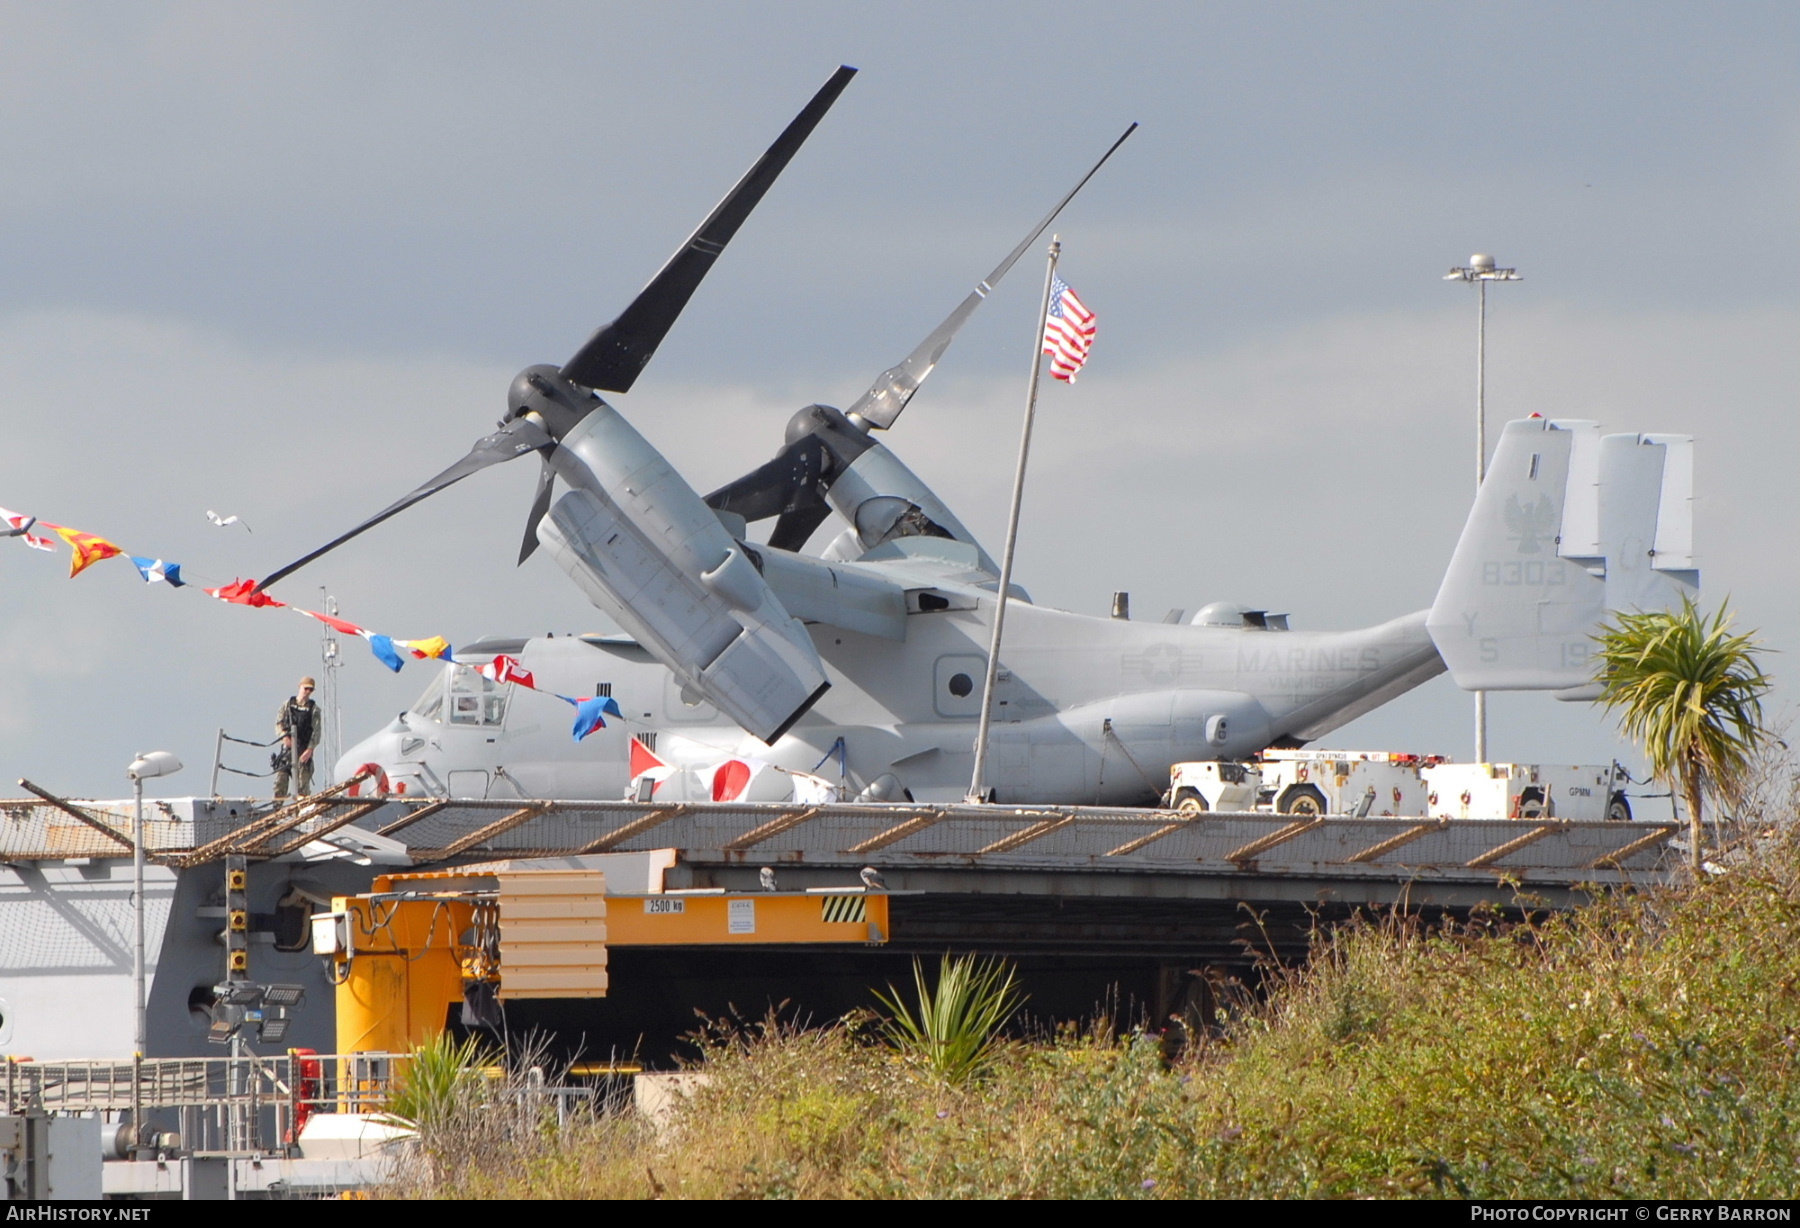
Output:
[968, 236, 1061, 803]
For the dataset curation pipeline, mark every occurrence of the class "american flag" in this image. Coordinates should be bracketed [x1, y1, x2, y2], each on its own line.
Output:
[1041, 275, 1096, 382]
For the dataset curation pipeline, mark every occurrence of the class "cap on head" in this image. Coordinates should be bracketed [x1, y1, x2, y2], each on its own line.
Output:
[299, 676, 317, 690]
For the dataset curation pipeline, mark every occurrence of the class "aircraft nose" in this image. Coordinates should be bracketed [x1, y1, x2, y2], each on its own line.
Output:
[335, 728, 398, 787]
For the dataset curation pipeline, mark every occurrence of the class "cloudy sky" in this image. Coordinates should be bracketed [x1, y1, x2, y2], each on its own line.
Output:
[2, 1, 1794, 799]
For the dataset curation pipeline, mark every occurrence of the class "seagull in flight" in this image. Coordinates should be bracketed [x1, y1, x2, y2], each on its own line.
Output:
[206, 510, 252, 533]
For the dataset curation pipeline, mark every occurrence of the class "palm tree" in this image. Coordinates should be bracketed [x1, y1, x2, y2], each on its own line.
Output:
[1594, 598, 1773, 872]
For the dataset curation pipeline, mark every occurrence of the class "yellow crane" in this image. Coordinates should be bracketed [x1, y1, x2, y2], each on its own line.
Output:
[313, 855, 889, 1053]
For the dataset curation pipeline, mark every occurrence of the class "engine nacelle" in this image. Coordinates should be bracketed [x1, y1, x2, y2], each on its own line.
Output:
[823, 439, 997, 570]
[537, 401, 829, 743]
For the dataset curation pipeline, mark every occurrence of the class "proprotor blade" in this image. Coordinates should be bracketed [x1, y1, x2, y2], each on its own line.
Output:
[518, 456, 556, 564]
[256, 416, 551, 592]
[845, 121, 1137, 430]
[561, 66, 858, 393]
[769, 503, 834, 552]
[704, 434, 830, 524]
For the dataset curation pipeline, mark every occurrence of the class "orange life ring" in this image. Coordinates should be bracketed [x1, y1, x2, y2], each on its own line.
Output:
[345, 763, 391, 798]
[1297, 765, 1309, 782]
[1460, 790, 1472, 807]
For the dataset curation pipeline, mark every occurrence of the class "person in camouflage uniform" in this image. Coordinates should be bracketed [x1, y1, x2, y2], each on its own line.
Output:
[275, 676, 322, 800]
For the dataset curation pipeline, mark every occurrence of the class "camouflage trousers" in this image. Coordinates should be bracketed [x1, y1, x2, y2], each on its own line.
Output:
[274, 759, 314, 800]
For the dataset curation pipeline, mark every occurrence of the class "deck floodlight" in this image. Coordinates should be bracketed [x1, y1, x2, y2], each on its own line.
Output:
[203, 980, 305, 1046]
[127, 751, 184, 781]
[1444, 254, 1520, 284]
[219, 982, 263, 1006]
[129, 749, 183, 1061]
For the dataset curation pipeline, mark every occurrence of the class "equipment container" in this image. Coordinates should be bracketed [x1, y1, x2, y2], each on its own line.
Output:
[1421, 762, 1631, 822]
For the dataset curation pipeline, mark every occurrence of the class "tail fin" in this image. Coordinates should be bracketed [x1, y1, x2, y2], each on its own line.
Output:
[1427, 417, 1698, 693]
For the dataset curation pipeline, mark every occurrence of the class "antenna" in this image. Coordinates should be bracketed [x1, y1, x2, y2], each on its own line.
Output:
[319, 587, 344, 782]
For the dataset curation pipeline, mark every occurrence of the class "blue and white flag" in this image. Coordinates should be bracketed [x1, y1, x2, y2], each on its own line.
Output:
[129, 556, 186, 587]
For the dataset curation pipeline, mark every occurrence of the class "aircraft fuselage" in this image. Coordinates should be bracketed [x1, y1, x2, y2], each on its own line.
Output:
[339, 564, 1443, 806]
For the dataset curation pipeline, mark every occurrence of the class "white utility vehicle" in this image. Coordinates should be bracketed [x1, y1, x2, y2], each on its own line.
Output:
[1420, 762, 1632, 822]
[1166, 761, 1262, 812]
[1168, 750, 1442, 816]
[1166, 752, 1635, 821]
[1251, 749, 1443, 818]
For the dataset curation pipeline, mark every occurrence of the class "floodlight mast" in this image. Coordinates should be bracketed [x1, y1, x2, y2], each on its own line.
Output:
[1444, 253, 1521, 763]
[126, 749, 180, 1140]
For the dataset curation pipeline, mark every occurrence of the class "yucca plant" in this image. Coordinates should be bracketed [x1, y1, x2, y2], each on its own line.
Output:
[386, 1031, 489, 1130]
[1595, 597, 1773, 872]
[874, 953, 1024, 1083]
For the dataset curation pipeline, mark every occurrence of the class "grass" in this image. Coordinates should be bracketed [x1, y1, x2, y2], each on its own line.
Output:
[384, 827, 1800, 1199]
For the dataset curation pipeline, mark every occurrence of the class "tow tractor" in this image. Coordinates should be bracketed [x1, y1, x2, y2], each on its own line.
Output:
[1170, 750, 1443, 817]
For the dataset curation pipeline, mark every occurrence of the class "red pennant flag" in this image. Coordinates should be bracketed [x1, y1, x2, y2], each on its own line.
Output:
[44, 524, 124, 578]
[206, 579, 287, 608]
[298, 608, 366, 637]
[629, 736, 667, 779]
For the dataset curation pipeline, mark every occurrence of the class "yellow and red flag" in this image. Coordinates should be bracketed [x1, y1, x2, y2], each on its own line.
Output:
[401, 636, 452, 660]
[44, 524, 124, 578]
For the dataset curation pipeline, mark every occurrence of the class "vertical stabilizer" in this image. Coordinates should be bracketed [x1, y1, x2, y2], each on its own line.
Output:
[1428, 418, 1607, 690]
[1555, 419, 1604, 563]
[1645, 433, 1696, 577]
[1587, 432, 1699, 617]
[1430, 418, 1701, 696]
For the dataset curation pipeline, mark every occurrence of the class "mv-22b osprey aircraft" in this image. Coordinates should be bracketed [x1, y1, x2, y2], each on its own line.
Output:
[260, 67, 1700, 809]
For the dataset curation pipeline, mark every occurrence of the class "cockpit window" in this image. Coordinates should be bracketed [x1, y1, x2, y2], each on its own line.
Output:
[448, 667, 508, 728]
[410, 671, 446, 723]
